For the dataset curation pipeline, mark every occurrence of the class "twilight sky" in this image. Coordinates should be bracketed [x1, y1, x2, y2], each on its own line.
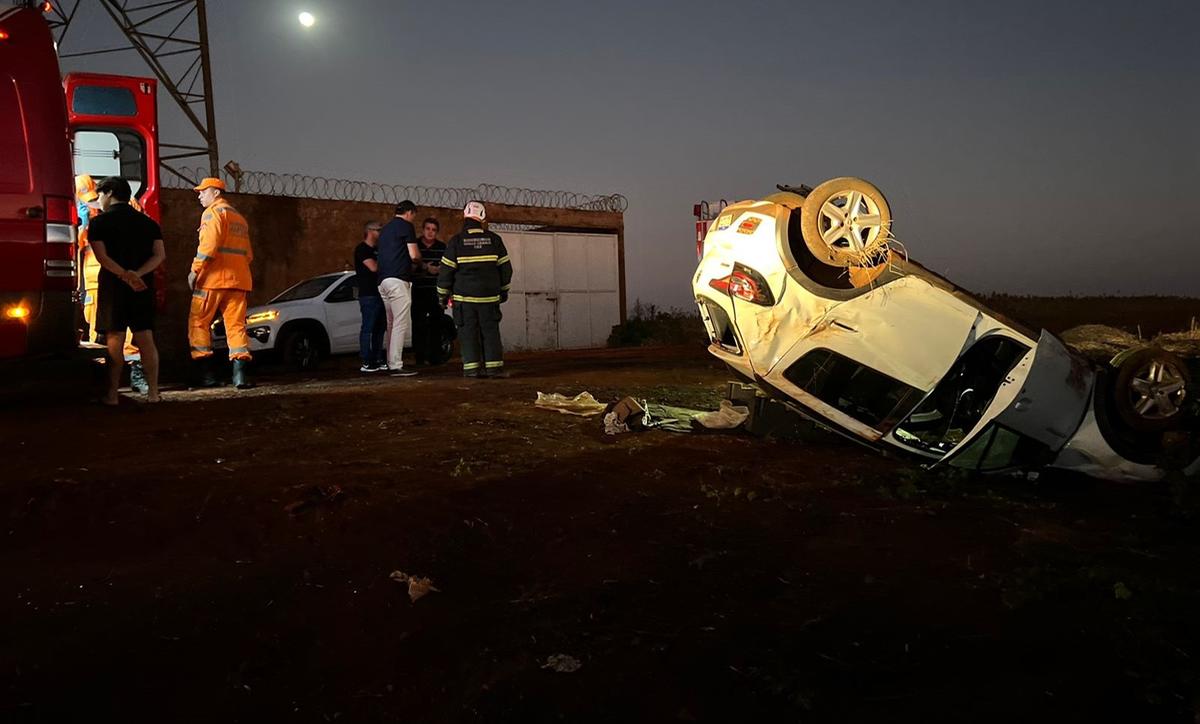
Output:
[58, 0, 1200, 309]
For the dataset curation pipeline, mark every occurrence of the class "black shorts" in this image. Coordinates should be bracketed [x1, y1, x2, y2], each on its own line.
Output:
[95, 276, 155, 335]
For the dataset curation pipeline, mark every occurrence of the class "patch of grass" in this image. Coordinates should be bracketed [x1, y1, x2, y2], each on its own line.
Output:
[607, 300, 706, 347]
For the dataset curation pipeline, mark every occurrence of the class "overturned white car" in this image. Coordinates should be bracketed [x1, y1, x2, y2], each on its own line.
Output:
[693, 178, 1198, 482]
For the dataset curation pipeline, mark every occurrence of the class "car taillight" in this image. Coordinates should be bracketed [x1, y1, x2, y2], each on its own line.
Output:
[708, 263, 775, 306]
[43, 195, 77, 286]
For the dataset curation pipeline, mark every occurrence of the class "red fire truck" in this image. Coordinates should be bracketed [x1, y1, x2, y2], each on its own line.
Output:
[0, 3, 160, 361]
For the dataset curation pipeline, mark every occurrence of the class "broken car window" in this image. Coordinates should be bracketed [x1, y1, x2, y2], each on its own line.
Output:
[893, 336, 1028, 454]
[948, 424, 1053, 472]
[784, 348, 920, 429]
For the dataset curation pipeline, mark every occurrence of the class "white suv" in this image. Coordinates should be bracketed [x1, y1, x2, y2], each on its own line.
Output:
[693, 178, 1198, 482]
[214, 271, 450, 370]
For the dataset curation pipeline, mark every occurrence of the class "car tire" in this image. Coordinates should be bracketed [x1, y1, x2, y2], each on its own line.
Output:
[280, 327, 324, 371]
[1112, 347, 1190, 434]
[800, 177, 892, 268]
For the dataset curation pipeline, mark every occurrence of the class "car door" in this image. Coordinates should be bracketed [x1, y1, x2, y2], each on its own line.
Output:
[322, 275, 361, 353]
[64, 73, 160, 220]
[939, 330, 1095, 471]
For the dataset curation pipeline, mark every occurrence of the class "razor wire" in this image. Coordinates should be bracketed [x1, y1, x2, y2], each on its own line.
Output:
[162, 167, 628, 213]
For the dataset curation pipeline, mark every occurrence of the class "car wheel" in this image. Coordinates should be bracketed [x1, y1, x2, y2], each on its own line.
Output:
[280, 328, 324, 371]
[800, 177, 892, 268]
[436, 313, 457, 364]
[1112, 347, 1190, 433]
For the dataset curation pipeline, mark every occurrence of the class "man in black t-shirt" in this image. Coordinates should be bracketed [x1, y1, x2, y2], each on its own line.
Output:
[354, 221, 386, 371]
[88, 177, 166, 405]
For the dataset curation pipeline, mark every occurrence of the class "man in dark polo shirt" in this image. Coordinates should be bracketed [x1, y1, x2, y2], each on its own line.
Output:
[87, 176, 166, 405]
[354, 220, 386, 372]
[411, 216, 447, 365]
[376, 200, 422, 376]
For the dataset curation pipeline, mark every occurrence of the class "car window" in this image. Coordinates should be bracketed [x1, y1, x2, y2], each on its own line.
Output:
[892, 336, 1029, 455]
[73, 129, 146, 199]
[949, 424, 1052, 472]
[784, 348, 920, 429]
[325, 276, 358, 303]
[271, 275, 341, 303]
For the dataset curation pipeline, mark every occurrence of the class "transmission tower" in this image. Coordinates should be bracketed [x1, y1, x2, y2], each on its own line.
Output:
[42, 0, 220, 182]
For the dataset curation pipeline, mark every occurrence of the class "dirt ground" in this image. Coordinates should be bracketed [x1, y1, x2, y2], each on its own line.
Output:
[3, 346, 1199, 723]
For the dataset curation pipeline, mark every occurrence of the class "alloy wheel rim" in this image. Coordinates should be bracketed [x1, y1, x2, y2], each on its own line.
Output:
[1129, 359, 1187, 420]
[818, 190, 886, 255]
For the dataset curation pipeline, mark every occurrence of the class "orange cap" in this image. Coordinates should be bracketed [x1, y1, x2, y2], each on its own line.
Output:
[193, 177, 226, 192]
[74, 174, 98, 203]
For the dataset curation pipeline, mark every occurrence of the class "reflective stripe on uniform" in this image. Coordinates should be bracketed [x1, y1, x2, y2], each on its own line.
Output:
[441, 257, 458, 268]
[457, 255, 498, 263]
[436, 287, 451, 295]
[500, 284, 511, 291]
[467, 228, 485, 234]
[229, 346, 250, 354]
[484, 361, 504, 368]
[496, 256, 510, 265]
[191, 345, 212, 352]
[192, 289, 208, 298]
[463, 361, 481, 370]
[218, 246, 248, 255]
[195, 252, 213, 261]
[452, 294, 501, 303]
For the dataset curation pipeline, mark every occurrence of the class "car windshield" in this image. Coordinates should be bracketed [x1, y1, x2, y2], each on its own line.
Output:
[270, 275, 342, 303]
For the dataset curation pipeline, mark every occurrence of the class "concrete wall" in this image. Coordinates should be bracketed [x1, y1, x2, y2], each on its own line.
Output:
[155, 188, 624, 363]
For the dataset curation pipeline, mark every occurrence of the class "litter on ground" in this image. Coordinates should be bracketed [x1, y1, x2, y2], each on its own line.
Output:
[602, 396, 749, 434]
[389, 570, 440, 602]
[541, 654, 583, 673]
[534, 391, 608, 416]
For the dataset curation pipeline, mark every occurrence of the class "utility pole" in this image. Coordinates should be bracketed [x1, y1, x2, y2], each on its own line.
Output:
[45, 0, 221, 182]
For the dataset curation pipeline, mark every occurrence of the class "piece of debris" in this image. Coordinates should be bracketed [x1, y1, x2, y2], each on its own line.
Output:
[602, 396, 749, 435]
[603, 412, 630, 435]
[535, 391, 608, 416]
[694, 399, 751, 429]
[541, 654, 582, 673]
[283, 484, 345, 515]
[389, 570, 440, 602]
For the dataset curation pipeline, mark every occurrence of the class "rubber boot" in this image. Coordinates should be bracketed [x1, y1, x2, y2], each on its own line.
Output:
[232, 358, 255, 390]
[129, 361, 149, 394]
[192, 357, 219, 388]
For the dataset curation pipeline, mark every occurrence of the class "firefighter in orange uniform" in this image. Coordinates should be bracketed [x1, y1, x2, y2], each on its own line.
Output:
[75, 175, 102, 343]
[188, 177, 255, 389]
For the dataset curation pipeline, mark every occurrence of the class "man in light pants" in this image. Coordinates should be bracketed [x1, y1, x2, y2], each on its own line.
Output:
[376, 200, 422, 376]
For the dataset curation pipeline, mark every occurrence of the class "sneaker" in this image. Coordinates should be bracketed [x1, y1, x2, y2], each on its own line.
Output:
[360, 364, 377, 373]
[390, 368, 418, 377]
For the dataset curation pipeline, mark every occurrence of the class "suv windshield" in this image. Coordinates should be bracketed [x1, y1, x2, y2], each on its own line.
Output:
[271, 275, 341, 303]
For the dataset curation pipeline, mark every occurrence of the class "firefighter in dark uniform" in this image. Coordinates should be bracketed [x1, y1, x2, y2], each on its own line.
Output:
[438, 201, 513, 378]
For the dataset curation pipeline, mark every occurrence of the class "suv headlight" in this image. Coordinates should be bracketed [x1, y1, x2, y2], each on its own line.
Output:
[246, 309, 280, 324]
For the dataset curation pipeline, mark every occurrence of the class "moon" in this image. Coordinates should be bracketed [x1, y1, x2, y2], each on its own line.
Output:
[298, 11, 315, 28]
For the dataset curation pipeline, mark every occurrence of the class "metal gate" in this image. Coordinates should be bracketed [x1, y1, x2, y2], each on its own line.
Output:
[496, 231, 620, 350]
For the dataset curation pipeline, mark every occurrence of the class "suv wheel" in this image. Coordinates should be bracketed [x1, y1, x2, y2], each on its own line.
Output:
[800, 177, 892, 268]
[280, 327, 324, 371]
[1112, 347, 1190, 433]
